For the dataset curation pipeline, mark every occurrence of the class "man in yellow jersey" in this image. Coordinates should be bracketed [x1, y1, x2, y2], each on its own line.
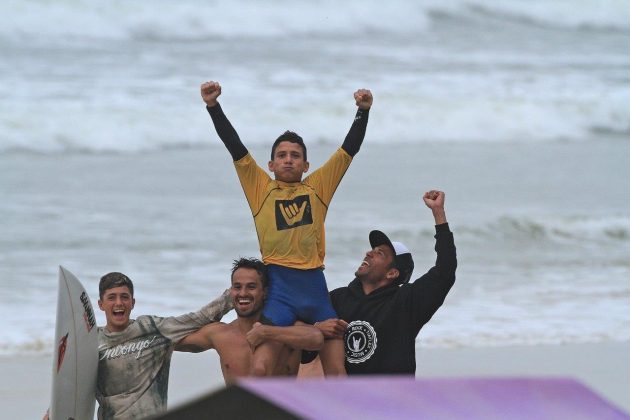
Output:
[201, 81, 372, 376]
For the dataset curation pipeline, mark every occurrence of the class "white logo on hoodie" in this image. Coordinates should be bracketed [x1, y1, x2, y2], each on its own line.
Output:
[345, 320, 377, 363]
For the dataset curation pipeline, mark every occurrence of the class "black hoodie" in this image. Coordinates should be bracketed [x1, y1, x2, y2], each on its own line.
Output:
[330, 223, 457, 375]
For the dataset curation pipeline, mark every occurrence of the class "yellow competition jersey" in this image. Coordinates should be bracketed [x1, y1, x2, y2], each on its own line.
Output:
[235, 148, 352, 269]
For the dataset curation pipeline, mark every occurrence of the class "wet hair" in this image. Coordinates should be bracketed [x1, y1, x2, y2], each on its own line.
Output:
[99, 272, 134, 299]
[231, 257, 268, 288]
[270, 131, 307, 161]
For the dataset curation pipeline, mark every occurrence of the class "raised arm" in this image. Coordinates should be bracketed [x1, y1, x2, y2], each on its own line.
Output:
[185, 288, 233, 325]
[151, 289, 232, 345]
[201, 80, 222, 108]
[423, 190, 447, 225]
[410, 190, 457, 328]
[246, 322, 324, 351]
[341, 89, 372, 157]
[175, 322, 219, 353]
[201, 81, 248, 161]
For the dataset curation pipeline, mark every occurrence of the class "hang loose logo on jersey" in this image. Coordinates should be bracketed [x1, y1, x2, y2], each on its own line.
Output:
[275, 195, 313, 230]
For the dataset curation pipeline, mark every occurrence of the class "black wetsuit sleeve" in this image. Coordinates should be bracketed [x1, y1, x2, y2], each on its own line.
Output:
[341, 108, 370, 157]
[408, 223, 457, 330]
[206, 104, 248, 161]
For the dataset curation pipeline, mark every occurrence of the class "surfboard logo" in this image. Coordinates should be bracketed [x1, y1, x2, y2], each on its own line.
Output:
[345, 320, 377, 364]
[80, 291, 96, 332]
[275, 195, 313, 230]
[57, 332, 69, 372]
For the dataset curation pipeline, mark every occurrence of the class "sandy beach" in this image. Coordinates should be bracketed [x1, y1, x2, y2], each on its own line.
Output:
[5, 342, 629, 419]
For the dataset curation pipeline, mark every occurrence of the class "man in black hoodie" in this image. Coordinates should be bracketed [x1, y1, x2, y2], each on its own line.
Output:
[304, 189, 457, 375]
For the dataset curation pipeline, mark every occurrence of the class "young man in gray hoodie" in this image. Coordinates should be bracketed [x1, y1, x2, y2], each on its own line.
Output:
[95, 272, 231, 420]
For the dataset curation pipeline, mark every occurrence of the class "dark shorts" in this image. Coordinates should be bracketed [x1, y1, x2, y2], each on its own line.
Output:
[261, 264, 337, 326]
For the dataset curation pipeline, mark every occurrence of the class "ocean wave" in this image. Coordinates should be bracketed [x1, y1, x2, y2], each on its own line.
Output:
[420, 331, 630, 349]
[3, 0, 630, 155]
[0, 0, 431, 43]
[2, 0, 629, 44]
[0, 338, 51, 357]
[458, 215, 630, 244]
[454, 0, 630, 32]
[2, 90, 629, 154]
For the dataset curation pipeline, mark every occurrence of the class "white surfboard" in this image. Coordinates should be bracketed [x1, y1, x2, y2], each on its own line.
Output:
[50, 266, 99, 420]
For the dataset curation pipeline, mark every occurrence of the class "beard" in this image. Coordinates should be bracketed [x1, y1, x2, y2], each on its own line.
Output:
[234, 304, 262, 318]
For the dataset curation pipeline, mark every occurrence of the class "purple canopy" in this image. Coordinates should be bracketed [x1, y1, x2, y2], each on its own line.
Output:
[239, 377, 628, 420]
